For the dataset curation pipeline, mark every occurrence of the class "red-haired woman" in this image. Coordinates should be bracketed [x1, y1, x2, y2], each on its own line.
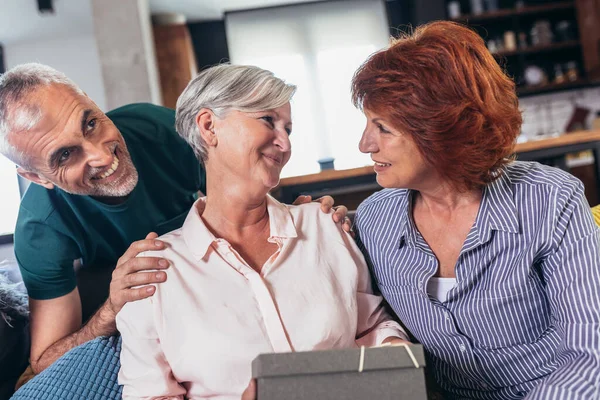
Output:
[352, 21, 600, 399]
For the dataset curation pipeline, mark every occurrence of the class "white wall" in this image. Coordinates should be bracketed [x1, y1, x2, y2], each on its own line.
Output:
[0, 0, 107, 245]
[0, 0, 106, 110]
[0, 243, 16, 263]
[4, 35, 107, 111]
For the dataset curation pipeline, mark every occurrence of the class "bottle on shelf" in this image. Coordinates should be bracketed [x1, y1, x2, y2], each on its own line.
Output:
[448, 1, 461, 19]
[566, 61, 579, 82]
[484, 0, 498, 12]
[504, 31, 517, 51]
[470, 0, 484, 15]
[554, 64, 565, 84]
[518, 32, 528, 49]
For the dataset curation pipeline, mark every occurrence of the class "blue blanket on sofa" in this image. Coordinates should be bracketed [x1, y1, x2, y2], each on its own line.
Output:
[11, 336, 122, 400]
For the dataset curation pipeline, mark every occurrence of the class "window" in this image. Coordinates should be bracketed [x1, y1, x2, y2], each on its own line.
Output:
[225, 0, 390, 178]
[0, 156, 21, 236]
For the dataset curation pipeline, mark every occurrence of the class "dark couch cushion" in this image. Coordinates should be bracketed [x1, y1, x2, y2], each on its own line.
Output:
[0, 317, 29, 400]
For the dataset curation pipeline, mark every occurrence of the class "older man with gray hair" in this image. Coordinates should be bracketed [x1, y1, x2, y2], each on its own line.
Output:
[0, 63, 350, 382]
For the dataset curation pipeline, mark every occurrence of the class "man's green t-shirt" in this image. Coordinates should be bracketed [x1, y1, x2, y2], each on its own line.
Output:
[14, 103, 205, 300]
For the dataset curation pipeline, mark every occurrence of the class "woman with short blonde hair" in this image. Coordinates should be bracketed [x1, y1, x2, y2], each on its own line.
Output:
[117, 64, 408, 400]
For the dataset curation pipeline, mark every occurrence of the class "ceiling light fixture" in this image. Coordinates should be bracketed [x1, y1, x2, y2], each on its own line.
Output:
[37, 0, 54, 14]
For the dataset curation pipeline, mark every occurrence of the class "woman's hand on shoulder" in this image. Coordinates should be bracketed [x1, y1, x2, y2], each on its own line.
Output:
[292, 195, 353, 236]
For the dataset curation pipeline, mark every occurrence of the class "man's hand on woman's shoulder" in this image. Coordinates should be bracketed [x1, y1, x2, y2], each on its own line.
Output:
[292, 195, 353, 236]
[106, 232, 171, 318]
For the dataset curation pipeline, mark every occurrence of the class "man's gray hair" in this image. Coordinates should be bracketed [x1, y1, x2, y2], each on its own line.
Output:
[175, 64, 296, 164]
[0, 63, 84, 167]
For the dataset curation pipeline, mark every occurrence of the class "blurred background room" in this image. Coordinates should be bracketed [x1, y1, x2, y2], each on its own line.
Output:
[2, 0, 600, 255]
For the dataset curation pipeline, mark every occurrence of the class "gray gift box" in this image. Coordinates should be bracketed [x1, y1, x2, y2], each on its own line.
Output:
[252, 344, 428, 400]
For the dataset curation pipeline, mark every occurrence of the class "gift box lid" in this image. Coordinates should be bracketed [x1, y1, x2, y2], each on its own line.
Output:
[252, 344, 426, 378]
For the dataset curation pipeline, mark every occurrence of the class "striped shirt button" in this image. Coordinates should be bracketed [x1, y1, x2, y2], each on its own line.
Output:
[459, 343, 466, 352]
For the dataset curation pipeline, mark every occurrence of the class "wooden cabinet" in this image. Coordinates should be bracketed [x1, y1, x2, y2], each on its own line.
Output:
[443, 0, 600, 97]
[575, 0, 600, 81]
[152, 16, 197, 109]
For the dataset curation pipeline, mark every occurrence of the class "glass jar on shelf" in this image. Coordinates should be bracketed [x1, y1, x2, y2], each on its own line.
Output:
[504, 31, 517, 51]
[447, 1, 461, 19]
[530, 20, 553, 46]
[566, 61, 579, 82]
[553, 64, 565, 84]
[470, 0, 484, 15]
[518, 32, 528, 49]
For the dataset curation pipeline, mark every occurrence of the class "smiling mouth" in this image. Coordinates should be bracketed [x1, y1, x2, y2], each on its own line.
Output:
[91, 152, 120, 180]
[263, 154, 282, 165]
[374, 161, 391, 167]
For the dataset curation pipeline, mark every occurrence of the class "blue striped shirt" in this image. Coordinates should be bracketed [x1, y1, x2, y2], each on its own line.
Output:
[355, 161, 600, 399]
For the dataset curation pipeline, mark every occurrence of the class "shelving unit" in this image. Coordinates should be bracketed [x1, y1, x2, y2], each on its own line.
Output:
[516, 77, 595, 95]
[274, 129, 600, 207]
[446, 0, 597, 98]
[493, 39, 579, 57]
[452, 1, 575, 22]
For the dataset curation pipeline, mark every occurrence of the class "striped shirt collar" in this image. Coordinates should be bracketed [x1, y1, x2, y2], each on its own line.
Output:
[397, 170, 519, 249]
[477, 170, 520, 239]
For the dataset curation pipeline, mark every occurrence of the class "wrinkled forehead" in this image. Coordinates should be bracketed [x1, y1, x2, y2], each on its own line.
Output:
[11, 84, 88, 134]
[5, 101, 43, 135]
[6, 84, 93, 166]
[2, 99, 47, 170]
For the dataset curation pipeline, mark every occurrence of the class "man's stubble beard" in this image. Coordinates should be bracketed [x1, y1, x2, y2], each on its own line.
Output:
[87, 150, 139, 198]
[56, 148, 139, 198]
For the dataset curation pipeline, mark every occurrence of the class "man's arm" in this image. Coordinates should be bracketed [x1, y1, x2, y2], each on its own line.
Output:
[28, 233, 170, 374]
[29, 288, 114, 373]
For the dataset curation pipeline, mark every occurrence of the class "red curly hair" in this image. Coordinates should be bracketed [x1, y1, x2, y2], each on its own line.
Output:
[352, 21, 522, 191]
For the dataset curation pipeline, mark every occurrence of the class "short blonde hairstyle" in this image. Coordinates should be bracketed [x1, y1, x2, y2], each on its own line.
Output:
[175, 64, 296, 164]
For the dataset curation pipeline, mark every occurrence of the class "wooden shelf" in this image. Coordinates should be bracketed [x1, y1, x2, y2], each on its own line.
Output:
[516, 78, 596, 96]
[452, 1, 575, 23]
[516, 129, 600, 153]
[279, 166, 375, 187]
[277, 129, 600, 187]
[494, 40, 580, 57]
